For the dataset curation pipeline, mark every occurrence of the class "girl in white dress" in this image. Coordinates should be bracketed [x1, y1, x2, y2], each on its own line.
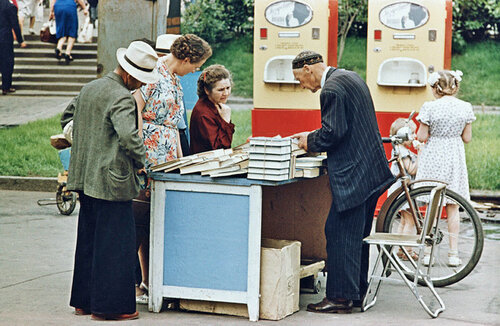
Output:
[415, 70, 476, 267]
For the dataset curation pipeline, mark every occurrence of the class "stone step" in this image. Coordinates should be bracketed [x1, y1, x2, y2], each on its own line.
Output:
[15, 57, 97, 67]
[14, 65, 96, 75]
[23, 40, 97, 51]
[12, 73, 96, 83]
[14, 81, 85, 92]
[14, 48, 97, 59]
[6, 89, 79, 97]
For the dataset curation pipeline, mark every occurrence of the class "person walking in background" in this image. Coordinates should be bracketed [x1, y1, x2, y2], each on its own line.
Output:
[61, 41, 158, 321]
[416, 70, 475, 267]
[49, 0, 87, 64]
[132, 33, 212, 304]
[291, 50, 394, 314]
[190, 64, 235, 154]
[0, 0, 27, 95]
[17, 0, 38, 35]
[88, 0, 97, 27]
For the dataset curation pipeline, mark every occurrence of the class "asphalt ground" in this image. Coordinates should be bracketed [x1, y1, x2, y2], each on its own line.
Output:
[0, 189, 499, 326]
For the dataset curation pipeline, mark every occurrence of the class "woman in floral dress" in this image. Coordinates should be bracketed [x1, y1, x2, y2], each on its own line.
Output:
[132, 33, 211, 304]
[134, 34, 212, 170]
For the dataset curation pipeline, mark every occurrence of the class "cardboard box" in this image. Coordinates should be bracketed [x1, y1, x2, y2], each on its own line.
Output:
[180, 239, 301, 320]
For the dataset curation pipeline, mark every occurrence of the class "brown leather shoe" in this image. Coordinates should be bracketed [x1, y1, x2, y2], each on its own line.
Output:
[74, 308, 91, 315]
[91, 311, 139, 321]
[307, 297, 353, 314]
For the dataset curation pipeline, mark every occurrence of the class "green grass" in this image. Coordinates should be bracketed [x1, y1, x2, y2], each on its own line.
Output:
[2, 112, 498, 191]
[338, 36, 367, 80]
[465, 113, 500, 190]
[205, 35, 253, 98]
[451, 41, 500, 106]
[0, 115, 63, 177]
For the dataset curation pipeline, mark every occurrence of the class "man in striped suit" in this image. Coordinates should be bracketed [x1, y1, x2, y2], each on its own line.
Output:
[292, 50, 394, 313]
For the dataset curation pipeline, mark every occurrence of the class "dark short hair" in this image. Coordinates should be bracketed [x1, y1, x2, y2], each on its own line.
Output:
[292, 50, 323, 69]
[197, 64, 232, 98]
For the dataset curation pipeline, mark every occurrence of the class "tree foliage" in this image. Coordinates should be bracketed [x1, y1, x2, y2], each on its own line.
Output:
[182, 0, 254, 47]
[337, 0, 367, 64]
[452, 0, 500, 53]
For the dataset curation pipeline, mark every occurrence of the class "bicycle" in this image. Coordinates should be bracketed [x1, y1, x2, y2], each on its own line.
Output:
[375, 112, 484, 287]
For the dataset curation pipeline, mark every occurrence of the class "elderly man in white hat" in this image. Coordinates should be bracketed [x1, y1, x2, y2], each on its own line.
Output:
[61, 41, 159, 321]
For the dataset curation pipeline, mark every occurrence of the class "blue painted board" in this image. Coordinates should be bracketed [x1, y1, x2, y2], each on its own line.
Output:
[163, 190, 249, 292]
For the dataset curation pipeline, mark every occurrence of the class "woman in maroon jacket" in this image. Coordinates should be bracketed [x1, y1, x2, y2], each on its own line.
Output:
[189, 64, 235, 154]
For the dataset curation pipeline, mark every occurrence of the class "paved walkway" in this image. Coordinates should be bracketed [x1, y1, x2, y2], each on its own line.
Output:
[0, 190, 498, 325]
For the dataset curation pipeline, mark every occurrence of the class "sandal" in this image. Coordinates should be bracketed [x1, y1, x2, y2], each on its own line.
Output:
[65, 54, 74, 63]
[55, 48, 63, 60]
[397, 248, 418, 261]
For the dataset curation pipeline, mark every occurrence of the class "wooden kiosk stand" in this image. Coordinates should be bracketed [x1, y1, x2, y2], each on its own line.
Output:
[148, 173, 331, 321]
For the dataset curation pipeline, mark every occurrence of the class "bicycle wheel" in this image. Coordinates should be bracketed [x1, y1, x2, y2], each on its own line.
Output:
[382, 186, 484, 287]
[56, 185, 77, 215]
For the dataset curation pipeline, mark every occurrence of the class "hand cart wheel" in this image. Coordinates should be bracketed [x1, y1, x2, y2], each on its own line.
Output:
[56, 184, 77, 215]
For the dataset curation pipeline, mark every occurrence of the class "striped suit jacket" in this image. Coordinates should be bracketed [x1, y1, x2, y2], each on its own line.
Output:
[307, 68, 394, 212]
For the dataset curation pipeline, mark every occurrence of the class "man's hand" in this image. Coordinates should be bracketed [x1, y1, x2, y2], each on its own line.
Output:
[19, 41, 27, 48]
[291, 131, 310, 151]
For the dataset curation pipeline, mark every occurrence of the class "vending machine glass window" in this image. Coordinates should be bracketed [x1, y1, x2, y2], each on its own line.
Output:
[379, 2, 429, 30]
[265, 0, 313, 28]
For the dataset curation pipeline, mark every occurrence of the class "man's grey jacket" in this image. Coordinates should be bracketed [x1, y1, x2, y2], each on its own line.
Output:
[61, 72, 146, 201]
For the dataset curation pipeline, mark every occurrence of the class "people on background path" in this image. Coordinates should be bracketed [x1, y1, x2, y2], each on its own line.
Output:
[416, 70, 475, 267]
[190, 64, 235, 154]
[88, 0, 97, 27]
[49, 0, 87, 64]
[61, 41, 159, 321]
[17, 0, 38, 35]
[0, 0, 27, 95]
[132, 33, 212, 305]
[291, 50, 394, 314]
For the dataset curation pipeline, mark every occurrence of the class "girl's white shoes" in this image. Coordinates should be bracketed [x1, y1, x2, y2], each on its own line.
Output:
[448, 251, 462, 267]
[422, 251, 462, 267]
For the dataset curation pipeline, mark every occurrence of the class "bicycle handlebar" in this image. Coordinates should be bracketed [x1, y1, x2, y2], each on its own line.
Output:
[382, 137, 392, 143]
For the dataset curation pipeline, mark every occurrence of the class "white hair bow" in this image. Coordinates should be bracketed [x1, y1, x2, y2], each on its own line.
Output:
[450, 70, 463, 82]
[427, 72, 440, 86]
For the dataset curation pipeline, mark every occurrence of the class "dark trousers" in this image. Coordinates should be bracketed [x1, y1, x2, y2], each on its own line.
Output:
[70, 193, 137, 314]
[0, 42, 14, 91]
[325, 193, 379, 301]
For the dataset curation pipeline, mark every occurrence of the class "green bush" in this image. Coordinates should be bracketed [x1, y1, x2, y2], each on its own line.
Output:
[182, 0, 253, 48]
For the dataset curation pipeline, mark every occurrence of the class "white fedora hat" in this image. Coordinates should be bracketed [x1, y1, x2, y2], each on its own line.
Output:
[155, 34, 181, 54]
[116, 41, 160, 84]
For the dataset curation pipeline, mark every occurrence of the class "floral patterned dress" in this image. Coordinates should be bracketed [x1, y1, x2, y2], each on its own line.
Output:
[415, 96, 476, 200]
[140, 58, 184, 171]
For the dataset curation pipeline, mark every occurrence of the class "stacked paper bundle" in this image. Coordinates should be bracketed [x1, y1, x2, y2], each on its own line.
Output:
[247, 137, 306, 181]
[150, 143, 249, 177]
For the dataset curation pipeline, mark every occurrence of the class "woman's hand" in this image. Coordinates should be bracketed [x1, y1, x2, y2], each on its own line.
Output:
[218, 103, 231, 123]
[49, 11, 55, 20]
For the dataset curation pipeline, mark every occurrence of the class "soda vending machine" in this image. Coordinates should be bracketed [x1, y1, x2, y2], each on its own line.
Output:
[366, 0, 453, 136]
[252, 0, 338, 137]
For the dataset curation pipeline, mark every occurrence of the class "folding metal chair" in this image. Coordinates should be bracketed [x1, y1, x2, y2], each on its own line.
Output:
[362, 184, 446, 318]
